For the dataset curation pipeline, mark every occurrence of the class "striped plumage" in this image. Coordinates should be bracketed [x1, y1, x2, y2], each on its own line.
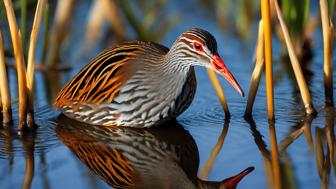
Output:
[56, 115, 253, 189]
[54, 28, 243, 127]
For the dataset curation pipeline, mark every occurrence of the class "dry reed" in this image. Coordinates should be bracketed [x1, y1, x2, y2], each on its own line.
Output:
[198, 119, 229, 179]
[269, 122, 282, 189]
[273, 0, 316, 115]
[47, 0, 75, 65]
[21, 0, 27, 54]
[245, 118, 274, 188]
[320, 0, 334, 106]
[207, 69, 230, 116]
[83, 0, 126, 53]
[325, 107, 335, 175]
[26, 0, 46, 127]
[4, 0, 28, 129]
[244, 20, 264, 117]
[101, 0, 127, 41]
[83, 0, 106, 52]
[41, 3, 50, 64]
[261, 0, 274, 121]
[315, 127, 329, 186]
[2, 0, 46, 129]
[0, 32, 12, 124]
[22, 140, 35, 189]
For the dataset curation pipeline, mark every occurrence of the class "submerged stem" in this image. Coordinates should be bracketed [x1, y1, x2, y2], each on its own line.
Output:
[27, 0, 46, 128]
[320, 0, 334, 107]
[4, 0, 28, 129]
[273, 0, 316, 115]
[199, 119, 230, 179]
[0, 32, 12, 124]
[245, 20, 264, 117]
[21, 0, 27, 56]
[207, 69, 230, 116]
[261, 0, 274, 121]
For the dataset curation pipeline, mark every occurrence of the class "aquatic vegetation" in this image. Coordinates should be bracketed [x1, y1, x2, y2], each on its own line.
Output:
[0, 1, 335, 188]
[2, 0, 45, 130]
[245, 21, 264, 117]
[0, 32, 12, 124]
[261, 0, 275, 121]
[320, 0, 334, 106]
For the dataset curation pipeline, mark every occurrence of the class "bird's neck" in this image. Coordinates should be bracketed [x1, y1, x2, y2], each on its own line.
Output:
[163, 42, 193, 74]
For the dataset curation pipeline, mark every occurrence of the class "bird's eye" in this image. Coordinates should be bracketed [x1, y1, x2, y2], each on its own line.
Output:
[193, 42, 203, 51]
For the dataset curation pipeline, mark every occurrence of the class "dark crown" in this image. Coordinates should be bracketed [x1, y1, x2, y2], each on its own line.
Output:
[184, 28, 218, 54]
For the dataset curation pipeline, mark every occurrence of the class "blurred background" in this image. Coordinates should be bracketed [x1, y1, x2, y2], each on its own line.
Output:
[0, 0, 335, 189]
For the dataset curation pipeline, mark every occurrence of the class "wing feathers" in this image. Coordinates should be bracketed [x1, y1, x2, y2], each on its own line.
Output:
[54, 43, 144, 108]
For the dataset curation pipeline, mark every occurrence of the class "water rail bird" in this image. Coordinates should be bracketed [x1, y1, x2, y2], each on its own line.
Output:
[54, 28, 244, 127]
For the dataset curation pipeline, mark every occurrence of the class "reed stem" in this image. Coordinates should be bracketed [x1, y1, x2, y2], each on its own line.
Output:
[21, 0, 27, 56]
[325, 107, 335, 175]
[315, 127, 324, 178]
[261, 0, 274, 121]
[245, 20, 264, 117]
[269, 122, 282, 189]
[302, 117, 314, 154]
[101, 0, 127, 41]
[199, 119, 229, 179]
[119, 0, 147, 40]
[4, 0, 28, 129]
[22, 140, 35, 189]
[41, 3, 49, 64]
[0, 32, 12, 124]
[273, 0, 316, 115]
[83, 0, 106, 52]
[26, 0, 46, 127]
[47, 0, 74, 65]
[207, 69, 230, 116]
[320, 0, 334, 106]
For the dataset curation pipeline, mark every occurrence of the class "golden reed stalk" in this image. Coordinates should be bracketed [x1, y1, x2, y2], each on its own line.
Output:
[315, 127, 329, 186]
[273, 0, 316, 115]
[320, 0, 334, 106]
[269, 122, 282, 189]
[4, 0, 28, 130]
[0, 32, 12, 124]
[244, 20, 264, 117]
[27, 0, 46, 127]
[22, 141, 35, 189]
[199, 119, 229, 179]
[47, 0, 75, 65]
[261, 0, 274, 121]
[325, 108, 335, 175]
[245, 118, 274, 188]
[207, 69, 230, 116]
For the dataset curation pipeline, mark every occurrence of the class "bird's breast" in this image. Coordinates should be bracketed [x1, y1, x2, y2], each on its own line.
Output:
[105, 67, 196, 127]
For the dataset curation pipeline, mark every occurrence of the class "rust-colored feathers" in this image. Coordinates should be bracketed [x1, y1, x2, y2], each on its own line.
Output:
[54, 42, 146, 108]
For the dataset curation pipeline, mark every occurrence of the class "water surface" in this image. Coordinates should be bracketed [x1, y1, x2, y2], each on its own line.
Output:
[0, 1, 335, 189]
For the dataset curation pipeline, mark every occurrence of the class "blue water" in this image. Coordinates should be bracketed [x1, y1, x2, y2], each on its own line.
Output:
[0, 0, 335, 188]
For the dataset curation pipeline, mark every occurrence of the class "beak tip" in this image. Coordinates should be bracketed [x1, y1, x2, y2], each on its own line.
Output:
[212, 55, 244, 97]
[240, 90, 245, 97]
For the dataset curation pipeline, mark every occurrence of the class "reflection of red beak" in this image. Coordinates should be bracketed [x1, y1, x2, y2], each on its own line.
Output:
[211, 54, 244, 96]
[221, 167, 254, 189]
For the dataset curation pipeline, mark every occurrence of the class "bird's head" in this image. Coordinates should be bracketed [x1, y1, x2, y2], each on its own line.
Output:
[175, 28, 244, 96]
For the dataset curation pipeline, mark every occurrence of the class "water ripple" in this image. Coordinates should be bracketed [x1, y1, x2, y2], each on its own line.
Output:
[180, 101, 226, 127]
[0, 107, 61, 159]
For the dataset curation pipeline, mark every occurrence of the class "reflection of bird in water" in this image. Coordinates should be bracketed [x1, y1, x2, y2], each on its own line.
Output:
[56, 115, 253, 189]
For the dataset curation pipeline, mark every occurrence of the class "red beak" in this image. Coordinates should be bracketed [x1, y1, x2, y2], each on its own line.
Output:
[211, 54, 244, 96]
